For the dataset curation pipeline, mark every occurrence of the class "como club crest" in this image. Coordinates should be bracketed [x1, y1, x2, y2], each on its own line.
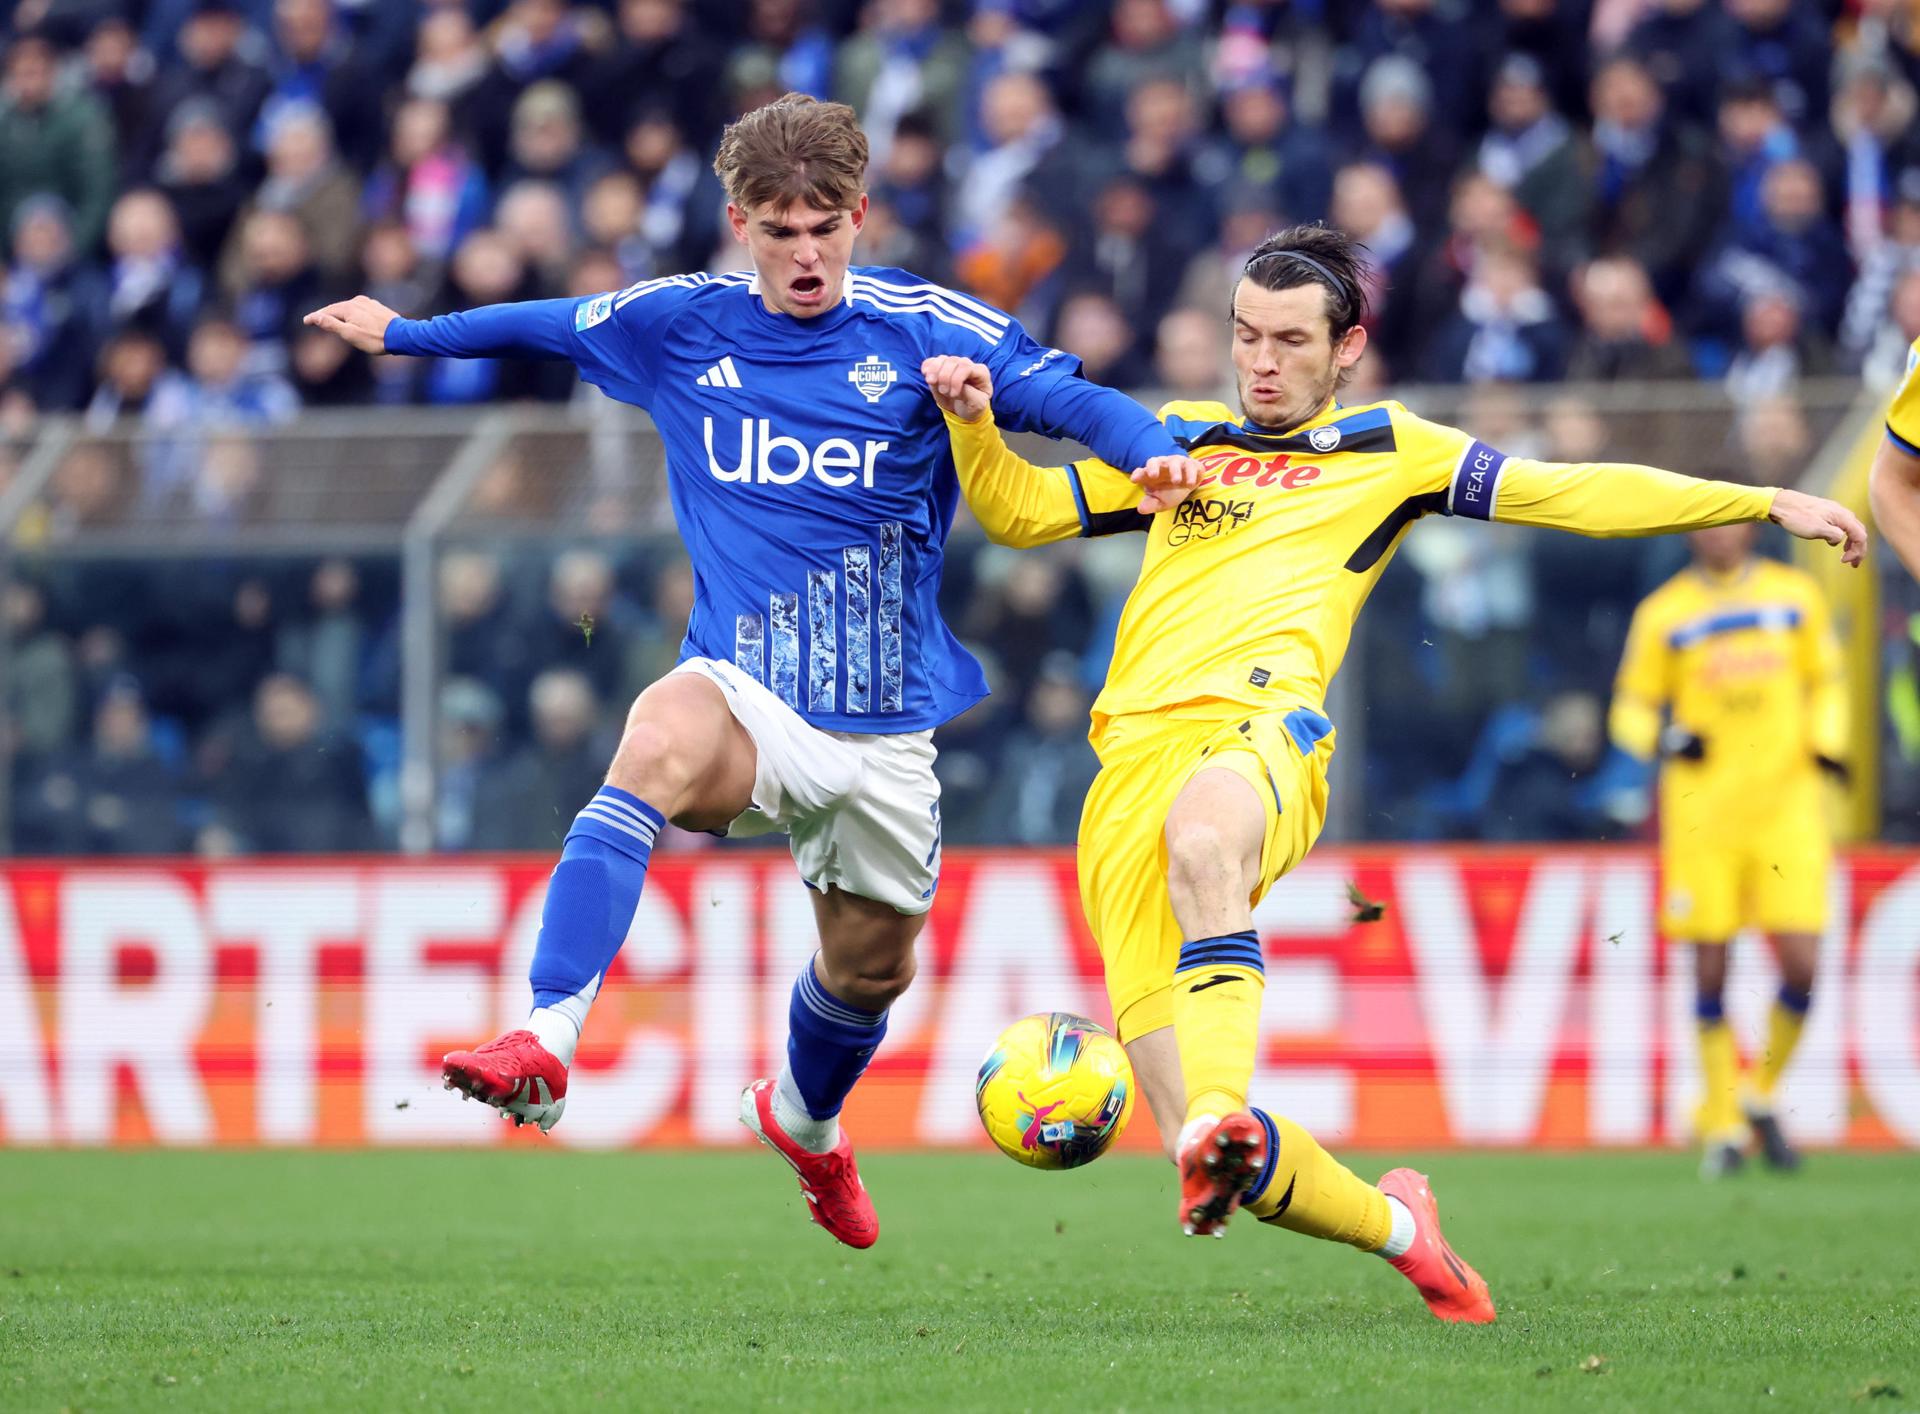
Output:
[848, 354, 897, 403]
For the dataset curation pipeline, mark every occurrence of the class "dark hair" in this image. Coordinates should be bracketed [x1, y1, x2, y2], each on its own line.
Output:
[1233, 223, 1371, 336]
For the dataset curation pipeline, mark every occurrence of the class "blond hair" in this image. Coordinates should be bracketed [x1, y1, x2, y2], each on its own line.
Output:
[713, 92, 869, 214]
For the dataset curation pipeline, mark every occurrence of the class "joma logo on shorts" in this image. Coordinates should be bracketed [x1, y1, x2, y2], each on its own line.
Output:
[703, 417, 890, 487]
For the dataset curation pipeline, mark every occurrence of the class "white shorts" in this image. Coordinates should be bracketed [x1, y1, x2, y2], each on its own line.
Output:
[671, 657, 943, 915]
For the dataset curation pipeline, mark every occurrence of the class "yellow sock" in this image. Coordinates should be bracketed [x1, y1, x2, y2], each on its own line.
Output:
[1749, 986, 1811, 1110]
[1171, 931, 1266, 1123]
[1242, 1107, 1392, 1251]
[1696, 1014, 1744, 1138]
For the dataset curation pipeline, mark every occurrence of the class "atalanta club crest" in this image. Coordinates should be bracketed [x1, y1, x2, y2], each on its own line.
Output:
[849, 354, 897, 403]
[1308, 425, 1341, 452]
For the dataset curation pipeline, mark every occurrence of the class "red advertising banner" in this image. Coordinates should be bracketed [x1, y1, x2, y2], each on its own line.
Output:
[2, 849, 1917, 1150]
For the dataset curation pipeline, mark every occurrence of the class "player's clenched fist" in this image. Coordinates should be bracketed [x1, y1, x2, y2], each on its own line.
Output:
[303, 295, 401, 354]
[1131, 454, 1205, 514]
[921, 355, 993, 422]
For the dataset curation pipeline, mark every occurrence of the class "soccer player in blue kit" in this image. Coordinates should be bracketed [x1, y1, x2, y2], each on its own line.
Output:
[304, 94, 1198, 1249]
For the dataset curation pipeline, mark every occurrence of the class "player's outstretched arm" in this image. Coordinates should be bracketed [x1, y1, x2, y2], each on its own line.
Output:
[1461, 453, 1867, 567]
[1868, 437, 1920, 579]
[304, 293, 580, 360]
[925, 356, 1199, 544]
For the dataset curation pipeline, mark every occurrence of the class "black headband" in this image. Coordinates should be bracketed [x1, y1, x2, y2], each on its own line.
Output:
[1243, 247, 1342, 292]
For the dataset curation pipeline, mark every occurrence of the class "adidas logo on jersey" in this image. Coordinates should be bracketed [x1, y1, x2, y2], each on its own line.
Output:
[696, 357, 744, 389]
[703, 417, 890, 488]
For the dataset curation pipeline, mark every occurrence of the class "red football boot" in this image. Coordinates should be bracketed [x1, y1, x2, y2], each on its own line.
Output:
[441, 1029, 568, 1132]
[739, 1079, 879, 1250]
[1176, 1112, 1269, 1237]
[1378, 1168, 1496, 1324]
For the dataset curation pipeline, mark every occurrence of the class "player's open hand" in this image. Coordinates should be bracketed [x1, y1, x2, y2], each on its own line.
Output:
[1769, 488, 1868, 567]
[922, 355, 992, 422]
[303, 295, 400, 354]
[1131, 455, 1205, 514]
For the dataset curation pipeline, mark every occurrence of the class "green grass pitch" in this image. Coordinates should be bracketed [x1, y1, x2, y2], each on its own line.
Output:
[2, 1149, 1915, 1411]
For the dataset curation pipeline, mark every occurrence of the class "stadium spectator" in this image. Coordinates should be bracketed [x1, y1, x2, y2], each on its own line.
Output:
[0, 28, 117, 254]
[1828, 53, 1918, 260]
[1724, 290, 1835, 405]
[149, 0, 269, 157]
[1694, 157, 1850, 350]
[582, 0, 726, 153]
[619, 108, 719, 274]
[1582, 52, 1719, 305]
[1624, 0, 1727, 126]
[82, 15, 159, 183]
[1862, 267, 1920, 389]
[1174, 191, 1284, 324]
[229, 102, 362, 283]
[1405, 171, 1539, 361]
[276, 556, 370, 733]
[220, 208, 320, 377]
[525, 547, 641, 709]
[1733, 392, 1814, 489]
[70, 678, 192, 855]
[288, 316, 373, 405]
[361, 97, 490, 266]
[723, 0, 835, 124]
[502, 80, 614, 214]
[953, 190, 1067, 328]
[258, 0, 382, 174]
[404, 6, 491, 132]
[153, 100, 249, 271]
[1198, 74, 1332, 229]
[1478, 690, 1611, 842]
[871, 107, 946, 253]
[1085, 0, 1206, 133]
[1118, 77, 1213, 254]
[833, 0, 969, 161]
[43, 439, 128, 536]
[1075, 174, 1187, 351]
[1422, 242, 1570, 384]
[358, 220, 433, 318]
[1710, 77, 1802, 238]
[1335, 0, 1484, 140]
[1475, 53, 1589, 258]
[434, 675, 505, 850]
[471, 667, 610, 851]
[1349, 53, 1458, 236]
[975, 651, 1101, 846]
[1566, 255, 1694, 381]
[3, 576, 77, 758]
[85, 325, 186, 429]
[1485, 0, 1590, 123]
[1721, 0, 1831, 129]
[1153, 307, 1230, 400]
[495, 180, 578, 287]
[964, 553, 1096, 709]
[104, 188, 206, 359]
[4, 195, 108, 412]
[858, 193, 946, 285]
[439, 548, 535, 727]
[1328, 161, 1422, 375]
[1052, 287, 1151, 389]
[1845, 168, 1920, 361]
[203, 670, 370, 854]
[953, 70, 1066, 244]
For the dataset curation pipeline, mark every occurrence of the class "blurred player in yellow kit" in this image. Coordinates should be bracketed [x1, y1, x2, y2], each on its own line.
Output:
[1610, 524, 1847, 1179]
[1868, 336, 1920, 574]
[921, 224, 1866, 1325]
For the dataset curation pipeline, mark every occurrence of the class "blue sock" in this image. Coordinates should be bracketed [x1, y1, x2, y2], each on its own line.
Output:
[528, 786, 663, 1025]
[783, 959, 888, 1120]
[1777, 983, 1812, 1016]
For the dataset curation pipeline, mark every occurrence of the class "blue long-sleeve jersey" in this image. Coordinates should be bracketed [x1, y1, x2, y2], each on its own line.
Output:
[387, 267, 1181, 732]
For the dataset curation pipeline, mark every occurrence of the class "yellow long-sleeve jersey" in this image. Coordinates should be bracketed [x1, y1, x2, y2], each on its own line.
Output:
[1610, 558, 1846, 819]
[1890, 335, 1920, 456]
[946, 396, 1778, 735]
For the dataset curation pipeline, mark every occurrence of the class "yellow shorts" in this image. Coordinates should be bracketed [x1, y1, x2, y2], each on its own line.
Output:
[1660, 821, 1830, 941]
[1077, 706, 1334, 1042]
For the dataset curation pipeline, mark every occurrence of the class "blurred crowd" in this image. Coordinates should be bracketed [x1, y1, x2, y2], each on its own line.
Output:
[5, 0, 1916, 854]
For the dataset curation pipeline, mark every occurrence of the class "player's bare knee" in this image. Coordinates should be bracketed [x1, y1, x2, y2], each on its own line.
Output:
[607, 716, 696, 814]
[1164, 819, 1246, 914]
[825, 951, 916, 1010]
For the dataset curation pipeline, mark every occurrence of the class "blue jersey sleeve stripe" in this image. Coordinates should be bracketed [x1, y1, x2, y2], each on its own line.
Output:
[1889, 424, 1920, 458]
[1064, 464, 1092, 537]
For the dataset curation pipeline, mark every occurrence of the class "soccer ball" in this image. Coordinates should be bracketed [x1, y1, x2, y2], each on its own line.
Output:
[975, 1012, 1136, 1169]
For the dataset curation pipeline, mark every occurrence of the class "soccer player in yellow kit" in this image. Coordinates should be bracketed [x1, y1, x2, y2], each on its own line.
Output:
[1610, 523, 1846, 1179]
[1868, 338, 1920, 574]
[921, 224, 1866, 1325]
